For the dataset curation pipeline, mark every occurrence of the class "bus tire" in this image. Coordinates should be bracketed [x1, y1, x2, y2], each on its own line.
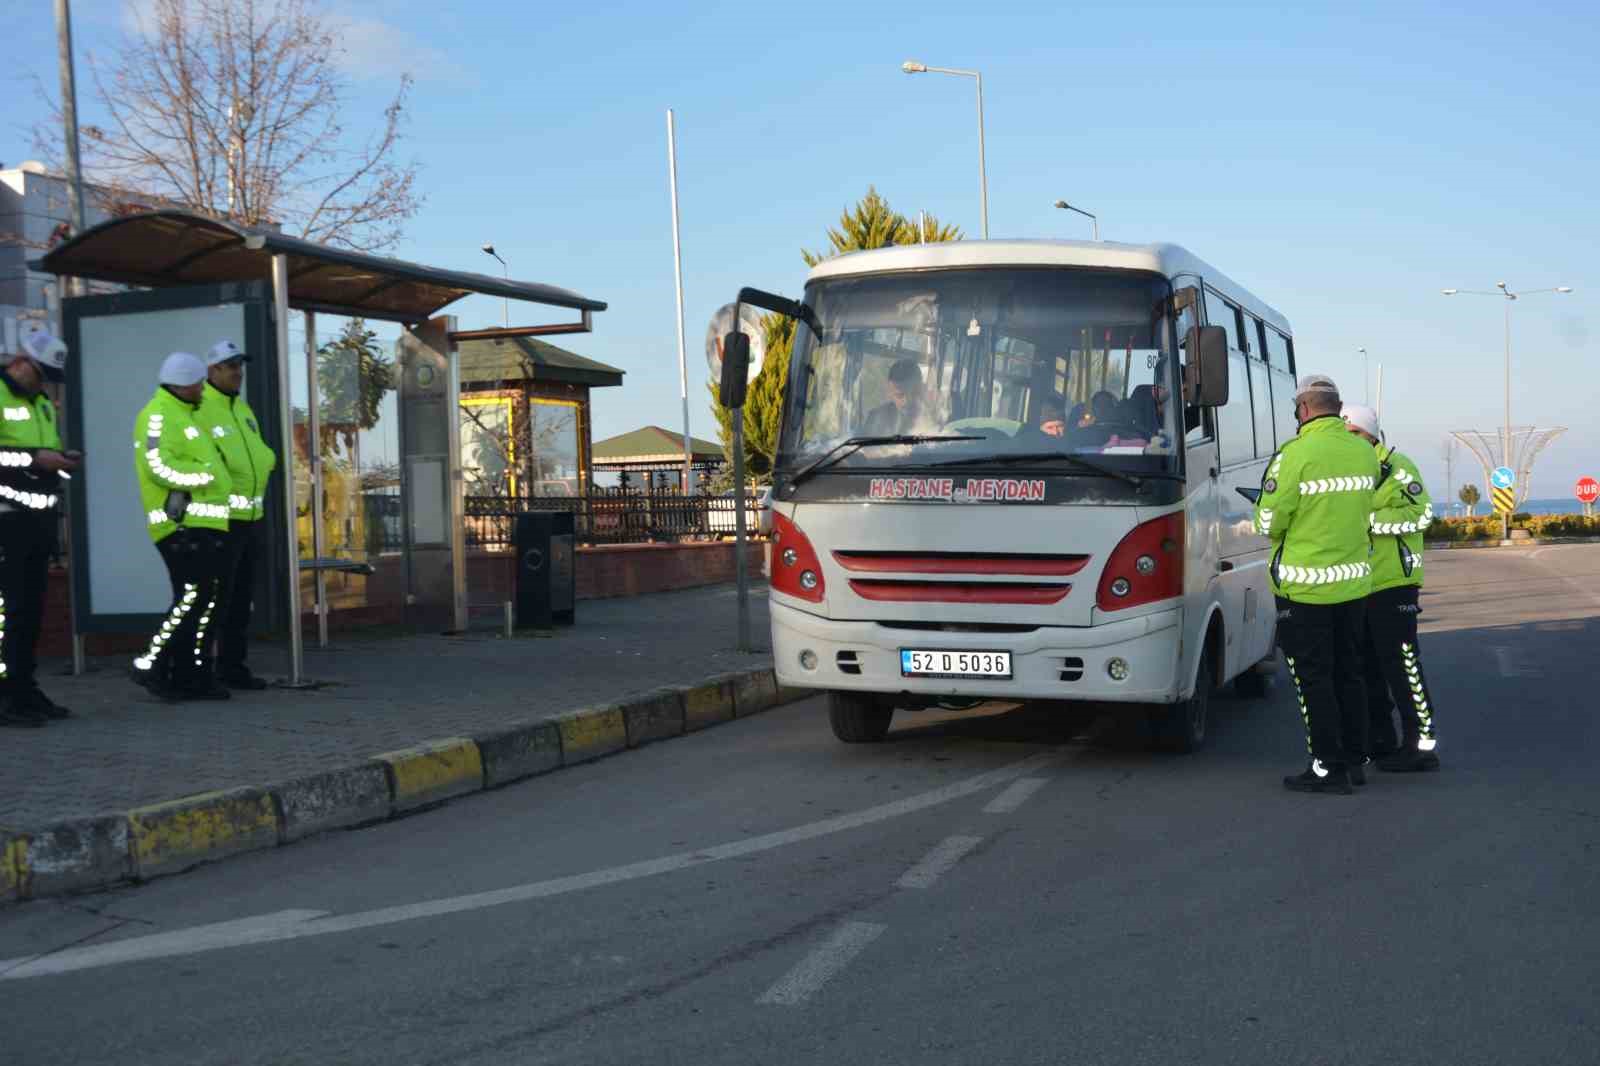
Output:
[828, 691, 893, 743]
[1234, 665, 1269, 699]
[1151, 652, 1211, 753]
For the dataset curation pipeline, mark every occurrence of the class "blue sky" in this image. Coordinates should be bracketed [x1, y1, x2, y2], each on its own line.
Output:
[6, 0, 1597, 499]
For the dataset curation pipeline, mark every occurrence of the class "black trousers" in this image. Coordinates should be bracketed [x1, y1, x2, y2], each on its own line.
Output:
[214, 521, 263, 672]
[0, 511, 56, 697]
[1276, 596, 1369, 768]
[1364, 585, 1437, 750]
[135, 528, 227, 685]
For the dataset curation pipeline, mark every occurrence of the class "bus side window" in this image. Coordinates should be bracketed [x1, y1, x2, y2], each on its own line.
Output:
[1270, 368, 1298, 447]
[1204, 290, 1243, 352]
[1217, 352, 1254, 467]
[1263, 328, 1293, 373]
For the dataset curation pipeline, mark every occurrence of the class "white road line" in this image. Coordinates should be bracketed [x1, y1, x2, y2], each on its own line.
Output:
[896, 835, 984, 890]
[759, 921, 886, 1007]
[1492, 646, 1541, 678]
[0, 751, 1059, 981]
[983, 776, 1049, 814]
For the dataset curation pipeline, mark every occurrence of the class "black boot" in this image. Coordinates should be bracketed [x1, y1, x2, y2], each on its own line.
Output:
[1349, 759, 1368, 787]
[1378, 742, 1440, 772]
[0, 696, 46, 728]
[20, 687, 71, 720]
[1283, 761, 1353, 795]
[220, 666, 269, 690]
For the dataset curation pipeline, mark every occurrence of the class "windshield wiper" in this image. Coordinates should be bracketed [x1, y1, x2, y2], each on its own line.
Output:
[787, 435, 985, 488]
[929, 450, 1146, 488]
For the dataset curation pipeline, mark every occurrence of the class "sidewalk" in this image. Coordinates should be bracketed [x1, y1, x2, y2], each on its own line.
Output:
[2, 583, 792, 902]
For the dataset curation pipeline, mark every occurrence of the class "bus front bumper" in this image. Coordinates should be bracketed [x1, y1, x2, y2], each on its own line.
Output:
[771, 601, 1184, 704]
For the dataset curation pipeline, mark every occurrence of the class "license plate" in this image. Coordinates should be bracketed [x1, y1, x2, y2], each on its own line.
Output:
[900, 649, 1013, 679]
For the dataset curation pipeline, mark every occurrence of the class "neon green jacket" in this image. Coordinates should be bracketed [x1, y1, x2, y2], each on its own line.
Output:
[1252, 415, 1380, 605]
[134, 387, 232, 543]
[1368, 443, 1432, 593]
[0, 371, 66, 513]
[195, 382, 277, 522]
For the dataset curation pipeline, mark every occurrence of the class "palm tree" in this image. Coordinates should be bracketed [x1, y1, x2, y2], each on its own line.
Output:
[1459, 483, 1481, 516]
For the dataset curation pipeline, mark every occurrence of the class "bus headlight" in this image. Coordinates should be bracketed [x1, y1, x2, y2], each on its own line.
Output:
[800, 570, 819, 591]
[1107, 658, 1130, 681]
[799, 649, 818, 671]
[1109, 577, 1131, 598]
[1135, 554, 1156, 575]
[782, 548, 798, 567]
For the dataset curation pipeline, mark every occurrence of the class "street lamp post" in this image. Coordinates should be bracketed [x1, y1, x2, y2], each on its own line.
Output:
[1442, 282, 1574, 537]
[481, 244, 509, 328]
[1053, 200, 1098, 240]
[902, 60, 988, 239]
[1358, 347, 1368, 404]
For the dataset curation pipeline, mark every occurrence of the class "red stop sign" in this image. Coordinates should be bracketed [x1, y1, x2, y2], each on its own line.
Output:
[1577, 477, 1600, 504]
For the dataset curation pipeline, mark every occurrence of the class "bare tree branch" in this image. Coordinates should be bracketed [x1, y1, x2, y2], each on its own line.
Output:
[32, 0, 420, 251]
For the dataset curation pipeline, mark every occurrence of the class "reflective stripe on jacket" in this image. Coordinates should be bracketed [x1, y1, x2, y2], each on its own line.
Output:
[0, 370, 65, 512]
[1252, 414, 1380, 605]
[134, 387, 232, 543]
[195, 382, 277, 521]
[1369, 444, 1431, 592]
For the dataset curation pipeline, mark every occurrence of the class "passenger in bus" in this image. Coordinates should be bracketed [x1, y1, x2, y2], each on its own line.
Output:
[863, 358, 925, 435]
[1037, 396, 1068, 438]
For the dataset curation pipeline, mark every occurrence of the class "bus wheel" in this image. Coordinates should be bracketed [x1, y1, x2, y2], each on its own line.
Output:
[1234, 665, 1270, 699]
[1150, 653, 1211, 753]
[828, 691, 893, 743]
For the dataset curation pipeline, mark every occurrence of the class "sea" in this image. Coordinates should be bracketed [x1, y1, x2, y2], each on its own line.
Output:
[1446, 497, 1593, 518]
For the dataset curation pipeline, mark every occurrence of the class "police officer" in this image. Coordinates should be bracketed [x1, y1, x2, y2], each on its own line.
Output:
[1253, 374, 1379, 794]
[195, 339, 276, 690]
[1341, 403, 1441, 772]
[0, 322, 79, 728]
[130, 352, 233, 701]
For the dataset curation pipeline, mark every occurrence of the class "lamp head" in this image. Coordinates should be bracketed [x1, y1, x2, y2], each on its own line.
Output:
[1441, 289, 1458, 295]
[1557, 286, 1574, 293]
[902, 61, 927, 73]
[481, 243, 497, 256]
[1053, 200, 1069, 209]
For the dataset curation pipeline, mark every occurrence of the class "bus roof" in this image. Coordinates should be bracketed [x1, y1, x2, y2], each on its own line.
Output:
[804, 239, 1292, 337]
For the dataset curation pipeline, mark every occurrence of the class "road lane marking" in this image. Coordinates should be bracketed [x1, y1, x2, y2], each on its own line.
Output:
[896, 836, 984, 890]
[758, 921, 886, 1006]
[1492, 646, 1541, 678]
[0, 751, 1060, 980]
[983, 777, 1049, 814]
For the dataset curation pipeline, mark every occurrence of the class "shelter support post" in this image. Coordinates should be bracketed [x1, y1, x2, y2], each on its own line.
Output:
[304, 311, 328, 649]
[273, 255, 305, 684]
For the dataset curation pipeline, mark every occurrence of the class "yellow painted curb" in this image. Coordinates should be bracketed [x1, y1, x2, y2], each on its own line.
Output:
[128, 789, 280, 881]
[558, 706, 627, 764]
[375, 738, 483, 812]
[683, 680, 735, 732]
[2, 833, 30, 901]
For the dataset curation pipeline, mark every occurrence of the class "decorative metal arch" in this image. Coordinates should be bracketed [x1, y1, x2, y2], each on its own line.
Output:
[1450, 426, 1567, 506]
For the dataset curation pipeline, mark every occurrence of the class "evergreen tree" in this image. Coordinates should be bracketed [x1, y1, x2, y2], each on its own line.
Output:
[709, 187, 961, 477]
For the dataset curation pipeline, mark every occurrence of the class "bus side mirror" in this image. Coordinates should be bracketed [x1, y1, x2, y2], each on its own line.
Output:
[1183, 325, 1229, 407]
[719, 331, 751, 408]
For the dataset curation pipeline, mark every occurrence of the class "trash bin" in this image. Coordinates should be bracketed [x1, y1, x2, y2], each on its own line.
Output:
[514, 511, 576, 628]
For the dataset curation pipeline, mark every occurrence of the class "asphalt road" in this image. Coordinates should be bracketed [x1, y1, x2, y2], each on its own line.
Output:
[4, 544, 1598, 1066]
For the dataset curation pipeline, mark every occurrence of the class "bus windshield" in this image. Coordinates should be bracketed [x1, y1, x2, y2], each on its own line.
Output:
[776, 268, 1184, 481]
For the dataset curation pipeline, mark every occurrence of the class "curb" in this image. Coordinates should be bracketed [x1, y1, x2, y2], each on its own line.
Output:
[1426, 535, 1600, 551]
[2, 666, 810, 905]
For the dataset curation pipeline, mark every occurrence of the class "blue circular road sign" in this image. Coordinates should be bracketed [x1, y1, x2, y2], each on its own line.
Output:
[1491, 466, 1515, 489]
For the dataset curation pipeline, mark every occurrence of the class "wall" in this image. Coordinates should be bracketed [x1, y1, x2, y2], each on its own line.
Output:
[37, 540, 772, 655]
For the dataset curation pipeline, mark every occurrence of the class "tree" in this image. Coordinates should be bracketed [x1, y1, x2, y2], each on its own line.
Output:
[316, 318, 391, 452]
[37, 0, 420, 251]
[709, 187, 962, 476]
[1459, 483, 1481, 516]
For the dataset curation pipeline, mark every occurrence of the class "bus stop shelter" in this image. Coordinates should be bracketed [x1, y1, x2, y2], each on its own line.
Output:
[33, 209, 606, 684]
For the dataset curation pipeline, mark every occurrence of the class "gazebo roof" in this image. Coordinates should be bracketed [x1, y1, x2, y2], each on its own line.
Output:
[32, 209, 606, 324]
[593, 425, 724, 468]
[457, 336, 623, 388]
